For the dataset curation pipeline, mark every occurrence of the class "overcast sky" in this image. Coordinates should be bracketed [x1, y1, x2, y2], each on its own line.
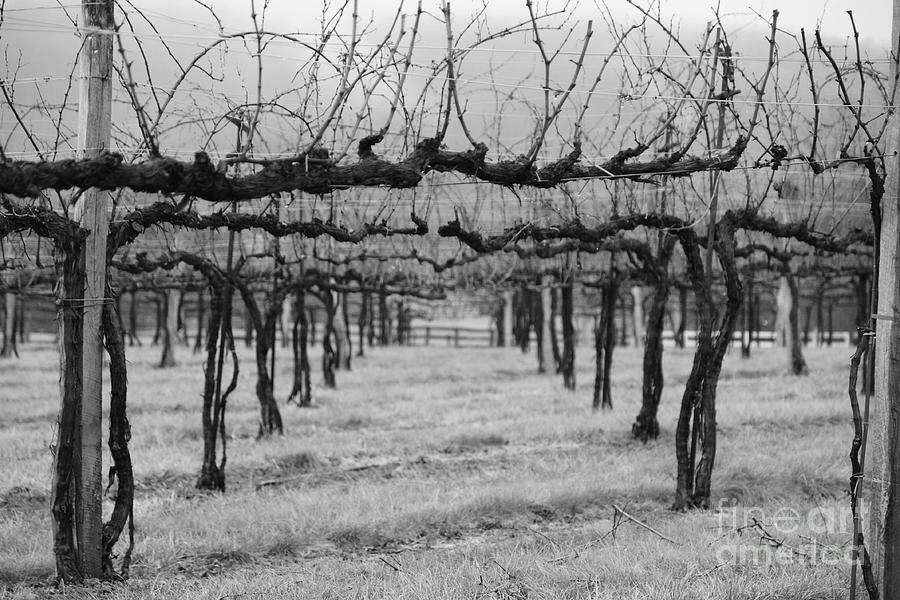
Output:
[0, 1, 894, 158]
[128, 0, 893, 47]
[655, 0, 891, 45]
[3, 1, 893, 65]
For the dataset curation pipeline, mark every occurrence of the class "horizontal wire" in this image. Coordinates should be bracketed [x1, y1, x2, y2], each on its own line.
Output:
[3, 64, 888, 112]
[1, 14, 893, 64]
[6, 78, 888, 113]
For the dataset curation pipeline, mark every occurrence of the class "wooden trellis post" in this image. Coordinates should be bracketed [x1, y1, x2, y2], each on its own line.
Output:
[867, 1, 900, 595]
[72, 0, 114, 578]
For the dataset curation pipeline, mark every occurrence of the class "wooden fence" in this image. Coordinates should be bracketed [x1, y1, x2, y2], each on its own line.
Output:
[312, 324, 854, 349]
[20, 324, 854, 350]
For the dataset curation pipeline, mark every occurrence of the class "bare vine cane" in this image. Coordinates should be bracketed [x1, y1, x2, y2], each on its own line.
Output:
[848, 326, 878, 599]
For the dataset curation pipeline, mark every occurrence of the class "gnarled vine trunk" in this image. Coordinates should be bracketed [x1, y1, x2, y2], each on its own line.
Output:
[815, 284, 825, 347]
[288, 285, 312, 407]
[51, 238, 84, 583]
[514, 286, 533, 352]
[592, 272, 618, 410]
[785, 272, 808, 375]
[234, 285, 285, 437]
[366, 290, 376, 347]
[151, 292, 162, 346]
[193, 290, 205, 354]
[672, 223, 742, 510]
[16, 294, 28, 344]
[633, 279, 667, 437]
[395, 298, 409, 346]
[357, 291, 368, 357]
[244, 308, 254, 348]
[196, 280, 237, 491]
[673, 286, 687, 348]
[633, 236, 676, 440]
[560, 277, 576, 390]
[321, 288, 337, 388]
[99, 287, 134, 578]
[549, 286, 561, 369]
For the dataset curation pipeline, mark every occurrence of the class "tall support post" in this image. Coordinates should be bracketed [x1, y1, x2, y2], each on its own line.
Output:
[73, 0, 113, 578]
[868, 0, 900, 594]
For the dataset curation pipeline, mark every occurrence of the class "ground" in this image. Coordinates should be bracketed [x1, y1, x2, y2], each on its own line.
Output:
[0, 336, 855, 599]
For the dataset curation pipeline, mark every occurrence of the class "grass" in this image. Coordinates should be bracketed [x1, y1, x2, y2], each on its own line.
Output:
[0, 336, 857, 599]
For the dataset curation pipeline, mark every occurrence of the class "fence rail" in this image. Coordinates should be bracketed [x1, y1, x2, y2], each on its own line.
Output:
[19, 326, 855, 350]
[325, 325, 855, 349]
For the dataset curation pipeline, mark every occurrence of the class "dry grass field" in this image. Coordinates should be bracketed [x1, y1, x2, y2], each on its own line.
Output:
[0, 337, 855, 599]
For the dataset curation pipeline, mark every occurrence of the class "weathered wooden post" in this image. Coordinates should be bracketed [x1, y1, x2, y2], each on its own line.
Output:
[71, 0, 114, 578]
[866, 1, 900, 594]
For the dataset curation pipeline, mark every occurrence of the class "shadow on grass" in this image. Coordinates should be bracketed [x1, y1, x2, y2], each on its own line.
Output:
[717, 463, 844, 505]
[324, 483, 673, 554]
